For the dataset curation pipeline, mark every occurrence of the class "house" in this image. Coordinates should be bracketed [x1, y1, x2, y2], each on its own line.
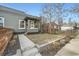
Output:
[42, 22, 59, 33]
[48, 22, 60, 33]
[0, 5, 41, 33]
[61, 24, 74, 31]
[24, 15, 41, 33]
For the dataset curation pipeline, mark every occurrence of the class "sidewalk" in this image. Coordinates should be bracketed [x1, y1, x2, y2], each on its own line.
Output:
[55, 34, 79, 56]
[18, 34, 41, 56]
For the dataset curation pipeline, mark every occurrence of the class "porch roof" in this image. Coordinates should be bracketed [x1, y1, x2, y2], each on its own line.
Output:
[24, 14, 41, 21]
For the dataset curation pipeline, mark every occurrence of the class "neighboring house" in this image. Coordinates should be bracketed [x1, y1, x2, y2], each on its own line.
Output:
[0, 5, 40, 33]
[42, 22, 59, 33]
[61, 24, 74, 31]
[48, 22, 60, 33]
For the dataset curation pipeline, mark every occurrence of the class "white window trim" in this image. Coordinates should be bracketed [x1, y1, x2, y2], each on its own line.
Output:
[0, 17, 5, 27]
[30, 20, 35, 29]
[19, 20, 26, 29]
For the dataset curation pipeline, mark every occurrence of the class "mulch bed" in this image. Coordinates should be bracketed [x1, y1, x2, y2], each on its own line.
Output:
[0, 28, 13, 55]
[38, 30, 78, 56]
[3, 34, 21, 56]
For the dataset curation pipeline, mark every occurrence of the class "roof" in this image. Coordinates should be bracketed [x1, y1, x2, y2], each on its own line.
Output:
[50, 22, 58, 26]
[43, 22, 58, 27]
[0, 5, 40, 20]
[62, 24, 74, 27]
[0, 5, 26, 16]
[24, 14, 41, 21]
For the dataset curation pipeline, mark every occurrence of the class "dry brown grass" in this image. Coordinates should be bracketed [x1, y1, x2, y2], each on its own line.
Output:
[26, 33, 65, 45]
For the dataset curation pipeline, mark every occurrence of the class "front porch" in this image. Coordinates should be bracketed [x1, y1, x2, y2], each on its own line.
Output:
[27, 28, 39, 33]
[24, 15, 41, 33]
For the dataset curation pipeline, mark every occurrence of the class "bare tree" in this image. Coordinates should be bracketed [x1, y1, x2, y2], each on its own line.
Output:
[54, 3, 64, 30]
[67, 4, 79, 28]
[68, 18, 72, 25]
[41, 4, 54, 23]
[40, 3, 55, 33]
[71, 4, 79, 13]
[40, 3, 65, 33]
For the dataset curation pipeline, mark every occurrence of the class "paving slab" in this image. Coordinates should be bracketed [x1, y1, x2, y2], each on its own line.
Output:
[55, 34, 79, 56]
[12, 49, 21, 56]
[18, 34, 35, 51]
[22, 47, 38, 56]
[18, 34, 41, 56]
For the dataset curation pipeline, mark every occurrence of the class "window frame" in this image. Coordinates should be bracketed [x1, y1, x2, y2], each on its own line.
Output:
[30, 20, 35, 28]
[19, 20, 26, 29]
[0, 17, 5, 27]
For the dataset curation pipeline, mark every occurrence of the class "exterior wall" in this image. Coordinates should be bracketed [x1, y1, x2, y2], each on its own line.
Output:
[0, 11, 26, 33]
[0, 6, 41, 33]
[61, 26, 73, 31]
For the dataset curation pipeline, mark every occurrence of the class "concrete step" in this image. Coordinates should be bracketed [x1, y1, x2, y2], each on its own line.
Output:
[22, 47, 38, 56]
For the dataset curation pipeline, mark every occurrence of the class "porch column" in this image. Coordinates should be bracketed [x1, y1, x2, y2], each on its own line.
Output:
[28, 20, 30, 29]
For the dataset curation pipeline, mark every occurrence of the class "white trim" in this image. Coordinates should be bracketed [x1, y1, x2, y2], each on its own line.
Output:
[0, 17, 5, 27]
[30, 20, 35, 29]
[19, 20, 26, 29]
[27, 28, 38, 29]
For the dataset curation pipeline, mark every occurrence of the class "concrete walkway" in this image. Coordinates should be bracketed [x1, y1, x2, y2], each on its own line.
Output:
[12, 49, 21, 56]
[18, 34, 41, 56]
[55, 34, 79, 56]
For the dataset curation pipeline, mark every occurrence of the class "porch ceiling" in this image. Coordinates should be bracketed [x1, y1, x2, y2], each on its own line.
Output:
[24, 15, 40, 21]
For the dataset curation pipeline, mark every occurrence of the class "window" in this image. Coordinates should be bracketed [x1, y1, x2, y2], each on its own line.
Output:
[30, 20, 34, 28]
[19, 20, 25, 29]
[0, 17, 4, 27]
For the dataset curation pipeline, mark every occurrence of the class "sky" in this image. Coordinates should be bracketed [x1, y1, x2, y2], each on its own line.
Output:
[0, 3, 79, 23]
[0, 3, 43, 16]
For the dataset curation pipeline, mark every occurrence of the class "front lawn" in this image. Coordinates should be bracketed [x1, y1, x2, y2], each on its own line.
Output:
[26, 33, 65, 45]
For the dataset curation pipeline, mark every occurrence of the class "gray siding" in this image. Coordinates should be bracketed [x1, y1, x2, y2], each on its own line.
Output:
[0, 11, 26, 33]
[0, 5, 41, 33]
